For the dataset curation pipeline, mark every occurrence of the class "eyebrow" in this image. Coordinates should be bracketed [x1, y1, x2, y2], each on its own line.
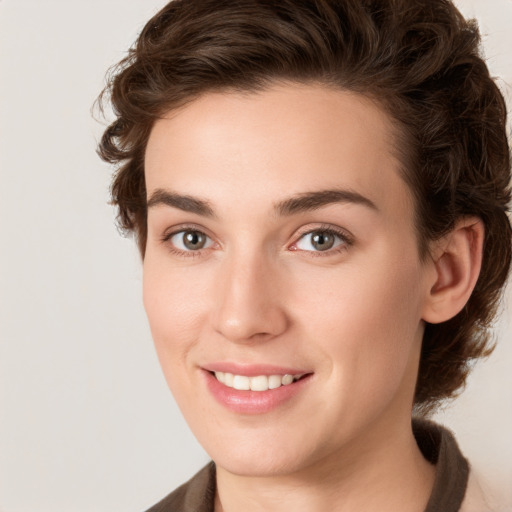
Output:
[147, 189, 216, 217]
[146, 187, 378, 217]
[275, 189, 378, 216]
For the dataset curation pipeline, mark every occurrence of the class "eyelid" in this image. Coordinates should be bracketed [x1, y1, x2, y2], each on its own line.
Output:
[159, 222, 353, 257]
[161, 224, 218, 257]
[161, 223, 213, 241]
[289, 224, 354, 254]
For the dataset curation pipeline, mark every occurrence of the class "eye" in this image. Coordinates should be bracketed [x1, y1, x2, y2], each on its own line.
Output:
[167, 229, 213, 251]
[293, 228, 350, 253]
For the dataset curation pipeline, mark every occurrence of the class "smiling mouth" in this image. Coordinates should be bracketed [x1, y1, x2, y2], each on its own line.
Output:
[212, 371, 307, 391]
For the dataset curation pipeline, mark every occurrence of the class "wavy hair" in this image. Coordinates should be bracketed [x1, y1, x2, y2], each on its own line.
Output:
[97, 0, 512, 414]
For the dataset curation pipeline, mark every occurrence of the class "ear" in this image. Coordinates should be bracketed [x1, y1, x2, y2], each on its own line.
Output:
[422, 217, 484, 324]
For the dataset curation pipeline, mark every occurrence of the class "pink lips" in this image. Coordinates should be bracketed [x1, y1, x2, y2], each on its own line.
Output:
[202, 363, 312, 414]
[203, 362, 309, 377]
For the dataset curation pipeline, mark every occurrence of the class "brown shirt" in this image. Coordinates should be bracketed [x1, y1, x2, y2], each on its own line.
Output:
[146, 420, 469, 512]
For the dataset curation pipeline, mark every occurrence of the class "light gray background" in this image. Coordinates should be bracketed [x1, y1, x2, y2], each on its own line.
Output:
[0, 1, 511, 511]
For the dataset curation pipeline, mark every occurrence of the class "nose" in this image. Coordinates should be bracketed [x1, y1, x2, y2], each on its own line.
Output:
[211, 251, 289, 344]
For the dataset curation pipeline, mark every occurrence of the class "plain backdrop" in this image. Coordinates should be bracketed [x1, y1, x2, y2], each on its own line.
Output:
[0, 1, 511, 511]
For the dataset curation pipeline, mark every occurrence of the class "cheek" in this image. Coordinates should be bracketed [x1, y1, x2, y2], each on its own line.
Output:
[290, 252, 425, 409]
[142, 255, 211, 384]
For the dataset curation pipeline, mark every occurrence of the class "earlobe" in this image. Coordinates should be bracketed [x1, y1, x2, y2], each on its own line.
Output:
[422, 218, 485, 324]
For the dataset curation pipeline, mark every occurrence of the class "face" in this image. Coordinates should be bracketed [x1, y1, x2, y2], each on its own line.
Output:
[143, 83, 434, 478]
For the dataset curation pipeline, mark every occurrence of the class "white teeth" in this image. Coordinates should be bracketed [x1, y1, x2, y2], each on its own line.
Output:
[250, 375, 268, 391]
[213, 372, 305, 391]
[224, 372, 234, 387]
[281, 374, 294, 385]
[268, 375, 282, 389]
[232, 375, 250, 390]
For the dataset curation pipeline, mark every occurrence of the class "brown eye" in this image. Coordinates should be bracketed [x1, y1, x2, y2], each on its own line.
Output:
[183, 231, 206, 250]
[169, 230, 213, 251]
[310, 232, 335, 251]
[294, 229, 349, 253]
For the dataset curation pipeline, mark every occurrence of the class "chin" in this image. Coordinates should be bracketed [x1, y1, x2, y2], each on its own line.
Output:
[213, 449, 310, 477]
[196, 423, 323, 477]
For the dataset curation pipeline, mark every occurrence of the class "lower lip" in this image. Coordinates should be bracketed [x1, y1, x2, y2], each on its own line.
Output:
[204, 370, 312, 414]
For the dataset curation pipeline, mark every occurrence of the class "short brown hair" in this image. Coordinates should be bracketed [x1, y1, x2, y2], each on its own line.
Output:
[97, 0, 512, 414]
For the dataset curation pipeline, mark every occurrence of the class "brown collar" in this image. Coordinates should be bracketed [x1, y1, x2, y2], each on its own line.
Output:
[414, 419, 469, 512]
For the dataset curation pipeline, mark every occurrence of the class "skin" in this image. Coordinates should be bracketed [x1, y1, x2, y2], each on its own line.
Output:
[142, 82, 482, 512]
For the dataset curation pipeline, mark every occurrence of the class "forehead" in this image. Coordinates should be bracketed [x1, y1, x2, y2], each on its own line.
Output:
[145, 82, 414, 219]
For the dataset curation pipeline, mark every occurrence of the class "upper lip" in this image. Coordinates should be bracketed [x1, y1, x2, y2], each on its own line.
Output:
[202, 362, 311, 377]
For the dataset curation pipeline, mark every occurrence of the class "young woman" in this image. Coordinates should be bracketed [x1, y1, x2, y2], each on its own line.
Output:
[98, 1, 511, 511]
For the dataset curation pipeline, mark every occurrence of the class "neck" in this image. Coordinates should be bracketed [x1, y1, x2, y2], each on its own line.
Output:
[214, 417, 435, 512]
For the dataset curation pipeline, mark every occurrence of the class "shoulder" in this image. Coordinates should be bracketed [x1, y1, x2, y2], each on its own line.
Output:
[460, 469, 490, 512]
[460, 466, 511, 512]
[414, 419, 508, 512]
[144, 462, 216, 512]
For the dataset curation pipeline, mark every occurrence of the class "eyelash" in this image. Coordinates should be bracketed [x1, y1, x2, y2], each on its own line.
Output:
[161, 225, 213, 258]
[161, 224, 354, 258]
[291, 225, 354, 257]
